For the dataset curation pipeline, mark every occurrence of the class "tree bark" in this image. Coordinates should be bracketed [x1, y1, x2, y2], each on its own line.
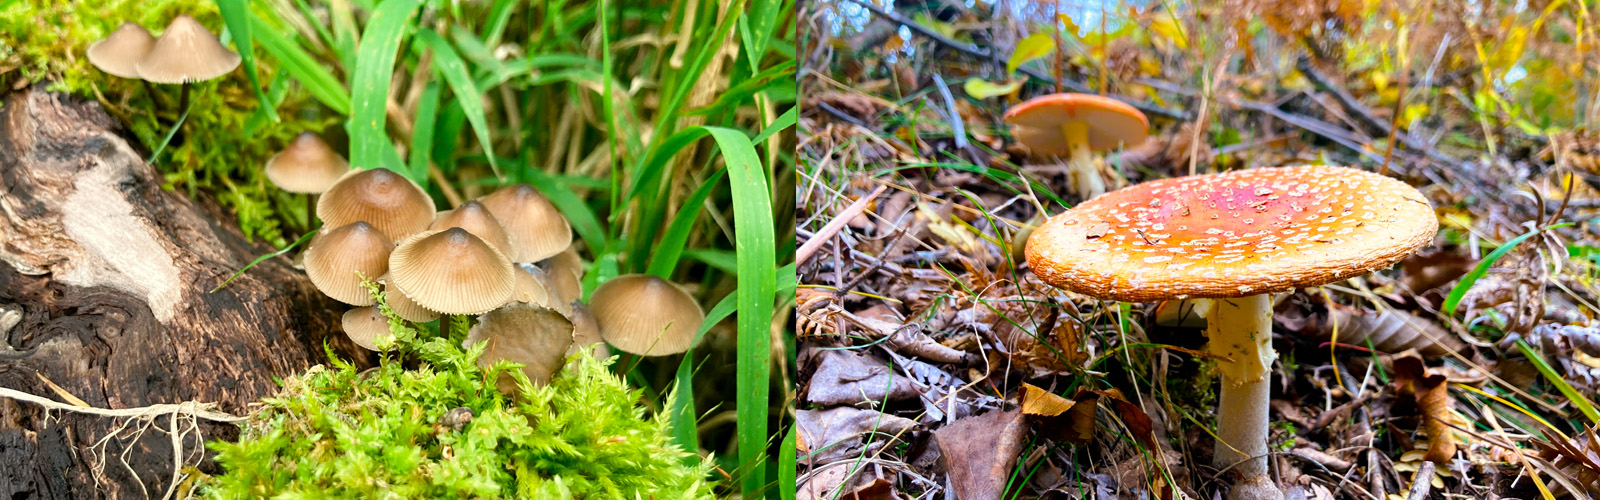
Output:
[0, 88, 363, 499]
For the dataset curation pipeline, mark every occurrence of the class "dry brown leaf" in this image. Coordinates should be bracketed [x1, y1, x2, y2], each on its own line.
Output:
[1391, 352, 1462, 465]
[804, 349, 920, 407]
[935, 408, 1027, 500]
[1278, 300, 1464, 358]
[1020, 383, 1097, 444]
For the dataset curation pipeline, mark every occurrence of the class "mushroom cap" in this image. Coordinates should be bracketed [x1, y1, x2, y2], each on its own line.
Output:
[566, 302, 609, 359]
[379, 278, 439, 322]
[1025, 165, 1437, 302]
[539, 246, 585, 284]
[264, 132, 350, 194]
[477, 184, 573, 262]
[388, 228, 517, 315]
[135, 15, 242, 83]
[589, 274, 705, 356]
[512, 266, 558, 311]
[527, 261, 581, 305]
[429, 201, 514, 256]
[465, 303, 574, 391]
[342, 306, 393, 351]
[303, 222, 393, 305]
[318, 168, 437, 241]
[86, 23, 156, 79]
[1003, 93, 1149, 155]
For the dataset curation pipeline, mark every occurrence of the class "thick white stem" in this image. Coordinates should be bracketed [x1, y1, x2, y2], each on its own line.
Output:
[1061, 122, 1105, 199]
[1208, 294, 1282, 500]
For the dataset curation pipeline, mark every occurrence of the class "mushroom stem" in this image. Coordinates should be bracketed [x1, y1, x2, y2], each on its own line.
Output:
[1060, 121, 1106, 199]
[1207, 294, 1282, 500]
[306, 194, 317, 232]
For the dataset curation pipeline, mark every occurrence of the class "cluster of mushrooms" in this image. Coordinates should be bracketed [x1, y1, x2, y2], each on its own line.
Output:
[261, 133, 707, 390]
[1009, 94, 1438, 500]
[86, 16, 242, 112]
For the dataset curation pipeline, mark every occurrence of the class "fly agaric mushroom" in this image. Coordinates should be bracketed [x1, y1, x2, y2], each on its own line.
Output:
[388, 228, 517, 316]
[1024, 165, 1435, 500]
[265, 132, 350, 229]
[429, 200, 514, 256]
[86, 22, 156, 79]
[477, 184, 573, 262]
[303, 222, 393, 306]
[589, 274, 705, 356]
[342, 306, 392, 351]
[318, 168, 437, 241]
[1004, 93, 1148, 200]
[135, 15, 241, 115]
[464, 303, 574, 394]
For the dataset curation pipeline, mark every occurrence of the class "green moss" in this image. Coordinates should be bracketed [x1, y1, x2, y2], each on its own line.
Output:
[199, 311, 716, 499]
[1, 0, 333, 246]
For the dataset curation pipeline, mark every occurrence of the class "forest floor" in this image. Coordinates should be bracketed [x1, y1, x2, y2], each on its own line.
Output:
[794, 1, 1600, 499]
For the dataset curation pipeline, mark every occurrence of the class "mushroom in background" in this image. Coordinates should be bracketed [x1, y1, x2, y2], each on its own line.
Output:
[1024, 165, 1436, 500]
[342, 306, 393, 351]
[318, 168, 437, 241]
[264, 132, 350, 229]
[464, 303, 575, 394]
[86, 22, 155, 80]
[478, 184, 573, 262]
[1004, 93, 1149, 200]
[429, 200, 514, 256]
[590, 274, 706, 357]
[135, 14, 241, 116]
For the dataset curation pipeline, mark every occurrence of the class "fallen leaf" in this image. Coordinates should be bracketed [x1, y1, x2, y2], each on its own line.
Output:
[1008, 31, 1056, 74]
[805, 349, 920, 407]
[796, 406, 918, 463]
[964, 78, 1023, 100]
[935, 408, 1027, 500]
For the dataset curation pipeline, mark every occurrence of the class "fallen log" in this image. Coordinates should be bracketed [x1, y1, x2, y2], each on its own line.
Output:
[0, 88, 361, 499]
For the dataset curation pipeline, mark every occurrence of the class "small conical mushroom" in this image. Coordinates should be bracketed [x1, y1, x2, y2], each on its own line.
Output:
[86, 23, 156, 79]
[377, 276, 439, 323]
[539, 246, 584, 284]
[342, 306, 393, 351]
[136, 15, 241, 116]
[429, 201, 513, 256]
[477, 184, 572, 262]
[512, 266, 557, 312]
[464, 303, 574, 394]
[388, 228, 517, 315]
[265, 132, 350, 194]
[532, 261, 581, 305]
[318, 168, 437, 241]
[566, 302, 609, 359]
[303, 222, 393, 305]
[589, 274, 705, 356]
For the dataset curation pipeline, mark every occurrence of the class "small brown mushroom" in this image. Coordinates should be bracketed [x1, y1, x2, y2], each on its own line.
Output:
[342, 306, 393, 351]
[265, 132, 350, 194]
[303, 222, 393, 306]
[477, 184, 572, 262]
[589, 274, 705, 356]
[464, 303, 574, 394]
[86, 23, 156, 79]
[388, 228, 517, 315]
[318, 168, 437, 241]
[429, 201, 514, 256]
[135, 15, 241, 114]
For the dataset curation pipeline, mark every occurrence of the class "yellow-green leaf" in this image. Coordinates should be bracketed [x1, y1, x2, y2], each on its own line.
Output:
[1147, 16, 1188, 50]
[1058, 14, 1079, 37]
[1008, 32, 1056, 74]
[964, 78, 1023, 99]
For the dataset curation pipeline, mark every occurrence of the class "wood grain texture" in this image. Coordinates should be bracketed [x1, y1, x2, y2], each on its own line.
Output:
[0, 88, 367, 499]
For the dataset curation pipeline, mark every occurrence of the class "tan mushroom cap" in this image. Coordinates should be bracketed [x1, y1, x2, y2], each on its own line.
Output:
[465, 303, 574, 392]
[379, 277, 439, 322]
[303, 222, 393, 305]
[135, 15, 242, 83]
[539, 246, 584, 284]
[1003, 93, 1149, 155]
[477, 184, 573, 262]
[318, 168, 437, 241]
[265, 132, 350, 194]
[589, 274, 705, 356]
[1025, 165, 1437, 302]
[512, 266, 558, 312]
[566, 302, 609, 359]
[537, 261, 582, 305]
[429, 201, 513, 256]
[342, 306, 393, 351]
[388, 228, 517, 315]
[86, 23, 156, 79]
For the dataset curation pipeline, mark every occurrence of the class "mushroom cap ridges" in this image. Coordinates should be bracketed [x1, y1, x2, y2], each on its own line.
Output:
[318, 168, 437, 241]
[1025, 165, 1437, 302]
[303, 222, 393, 305]
[1003, 93, 1150, 154]
[465, 303, 574, 390]
[134, 15, 242, 83]
[388, 228, 517, 315]
[477, 184, 573, 262]
[429, 201, 514, 256]
[86, 23, 156, 79]
[589, 274, 705, 356]
[265, 132, 350, 194]
[342, 306, 392, 351]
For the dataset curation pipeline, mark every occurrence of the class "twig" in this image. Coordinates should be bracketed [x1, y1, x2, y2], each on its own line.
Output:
[1404, 461, 1435, 500]
[838, 0, 1189, 120]
[0, 386, 246, 422]
[798, 184, 888, 267]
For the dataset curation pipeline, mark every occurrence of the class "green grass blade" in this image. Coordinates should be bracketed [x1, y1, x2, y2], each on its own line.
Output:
[645, 168, 726, 278]
[1515, 339, 1600, 424]
[416, 29, 499, 178]
[215, 0, 278, 122]
[670, 292, 741, 465]
[704, 126, 776, 497]
[210, 230, 317, 293]
[347, 0, 422, 172]
[737, 0, 782, 72]
[1443, 222, 1573, 314]
[687, 60, 796, 117]
[779, 421, 796, 500]
[685, 248, 738, 274]
[409, 83, 440, 189]
[251, 14, 352, 115]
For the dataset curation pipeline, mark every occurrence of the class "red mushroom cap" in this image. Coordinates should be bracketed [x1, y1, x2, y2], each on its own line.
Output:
[1025, 165, 1436, 301]
[1003, 93, 1150, 155]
